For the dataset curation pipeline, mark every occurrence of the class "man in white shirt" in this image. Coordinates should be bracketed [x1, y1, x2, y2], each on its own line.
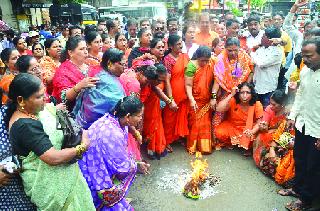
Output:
[251, 27, 283, 107]
[246, 15, 264, 50]
[281, 37, 320, 211]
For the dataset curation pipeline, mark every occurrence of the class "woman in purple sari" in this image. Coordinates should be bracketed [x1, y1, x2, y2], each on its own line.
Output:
[78, 96, 150, 211]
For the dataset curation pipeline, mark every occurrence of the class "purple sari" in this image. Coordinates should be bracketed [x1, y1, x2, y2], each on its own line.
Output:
[78, 113, 137, 211]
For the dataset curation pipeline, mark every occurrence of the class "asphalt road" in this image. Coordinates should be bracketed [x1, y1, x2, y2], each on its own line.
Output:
[128, 144, 296, 211]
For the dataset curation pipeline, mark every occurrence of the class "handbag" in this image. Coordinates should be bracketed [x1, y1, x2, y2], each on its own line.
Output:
[56, 109, 83, 163]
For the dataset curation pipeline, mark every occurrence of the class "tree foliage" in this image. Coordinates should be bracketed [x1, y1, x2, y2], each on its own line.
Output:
[226, 1, 243, 17]
[247, 0, 267, 11]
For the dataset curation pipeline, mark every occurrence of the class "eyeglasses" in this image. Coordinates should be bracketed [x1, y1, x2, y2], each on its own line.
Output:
[155, 27, 164, 31]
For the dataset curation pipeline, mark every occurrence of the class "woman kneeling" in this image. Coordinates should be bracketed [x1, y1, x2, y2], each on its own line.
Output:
[253, 90, 295, 185]
[215, 82, 263, 154]
[78, 96, 150, 210]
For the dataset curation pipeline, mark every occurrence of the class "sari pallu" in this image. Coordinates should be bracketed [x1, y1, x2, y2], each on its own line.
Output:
[78, 113, 137, 211]
[187, 58, 216, 154]
[163, 53, 190, 145]
[141, 84, 166, 155]
[214, 49, 253, 93]
[73, 70, 125, 129]
[40, 56, 59, 95]
[119, 69, 142, 161]
[20, 104, 95, 211]
[52, 60, 100, 105]
[215, 98, 263, 150]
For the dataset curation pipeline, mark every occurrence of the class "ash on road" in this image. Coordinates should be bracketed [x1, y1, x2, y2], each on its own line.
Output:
[128, 144, 295, 211]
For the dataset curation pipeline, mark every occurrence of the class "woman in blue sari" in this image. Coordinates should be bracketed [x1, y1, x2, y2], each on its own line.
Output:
[78, 96, 150, 210]
[74, 48, 126, 129]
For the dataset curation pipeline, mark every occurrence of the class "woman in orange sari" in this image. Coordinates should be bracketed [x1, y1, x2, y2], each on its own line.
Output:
[141, 63, 178, 159]
[185, 46, 217, 154]
[41, 38, 62, 94]
[0, 48, 20, 104]
[253, 90, 295, 185]
[215, 82, 263, 154]
[163, 34, 190, 151]
[213, 37, 254, 130]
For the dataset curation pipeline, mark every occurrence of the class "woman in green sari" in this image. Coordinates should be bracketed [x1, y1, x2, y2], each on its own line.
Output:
[7, 73, 95, 211]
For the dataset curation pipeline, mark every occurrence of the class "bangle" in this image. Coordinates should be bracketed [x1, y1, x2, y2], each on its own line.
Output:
[75, 143, 87, 157]
[167, 98, 173, 105]
[211, 92, 217, 99]
[73, 85, 80, 94]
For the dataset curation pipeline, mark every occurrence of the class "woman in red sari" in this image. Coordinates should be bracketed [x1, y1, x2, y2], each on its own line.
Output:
[185, 46, 218, 154]
[141, 63, 177, 159]
[253, 90, 295, 185]
[52, 36, 100, 110]
[12, 37, 32, 56]
[215, 82, 263, 154]
[163, 34, 190, 151]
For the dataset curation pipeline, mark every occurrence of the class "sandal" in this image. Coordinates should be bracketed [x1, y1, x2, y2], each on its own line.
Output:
[166, 145, 173, 153]
[285, 200, 311, 211]
[278, 188, 299, 198]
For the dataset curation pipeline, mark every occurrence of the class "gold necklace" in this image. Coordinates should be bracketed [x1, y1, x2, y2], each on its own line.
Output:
[17, 108, 38, 120]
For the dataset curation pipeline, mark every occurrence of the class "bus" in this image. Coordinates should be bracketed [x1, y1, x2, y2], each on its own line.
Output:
[98, 2, 167, 21]
[50, 3, 98, 26]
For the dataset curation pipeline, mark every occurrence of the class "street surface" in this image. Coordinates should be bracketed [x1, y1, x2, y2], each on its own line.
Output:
[129, 144, 296, 211]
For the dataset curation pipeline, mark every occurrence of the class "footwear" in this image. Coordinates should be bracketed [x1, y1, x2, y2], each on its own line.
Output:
[278, 188, 299, 198]
[147, 151, 157, 160]
[285, 200, 311, 211]
[243, 150, 252, 157]
[166, 145, 173, 153]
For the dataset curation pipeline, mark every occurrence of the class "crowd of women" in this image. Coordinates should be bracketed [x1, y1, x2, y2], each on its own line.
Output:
[0, 2, 320, 210]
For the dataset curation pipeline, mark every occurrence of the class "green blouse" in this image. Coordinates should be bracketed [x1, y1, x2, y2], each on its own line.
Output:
[185, 61, 197, 77]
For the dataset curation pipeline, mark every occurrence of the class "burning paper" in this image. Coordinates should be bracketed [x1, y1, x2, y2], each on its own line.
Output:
[183, 152, 220, 199]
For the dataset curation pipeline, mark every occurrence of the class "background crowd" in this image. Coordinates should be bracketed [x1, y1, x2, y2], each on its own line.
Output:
[0, 0, 320, 210]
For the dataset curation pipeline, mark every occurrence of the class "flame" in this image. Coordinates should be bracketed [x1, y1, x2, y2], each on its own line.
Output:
[184, 152, 209, 197]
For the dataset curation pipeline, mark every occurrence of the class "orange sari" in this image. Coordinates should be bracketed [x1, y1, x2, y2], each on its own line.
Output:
[187, 58, 216, 154]
[214, 49, 253, 93]
[215, 98, 263, 150]
[253, 106, 295, 184]
[0, 73, 15, 104]
[141, 83, 166, 155]
[213, 49, 254, 134]
[40, 56, 59, 94]
[162, 53, 190, 145]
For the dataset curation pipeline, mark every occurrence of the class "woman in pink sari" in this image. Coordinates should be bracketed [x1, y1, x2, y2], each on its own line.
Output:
[52, 36, 100, 110]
